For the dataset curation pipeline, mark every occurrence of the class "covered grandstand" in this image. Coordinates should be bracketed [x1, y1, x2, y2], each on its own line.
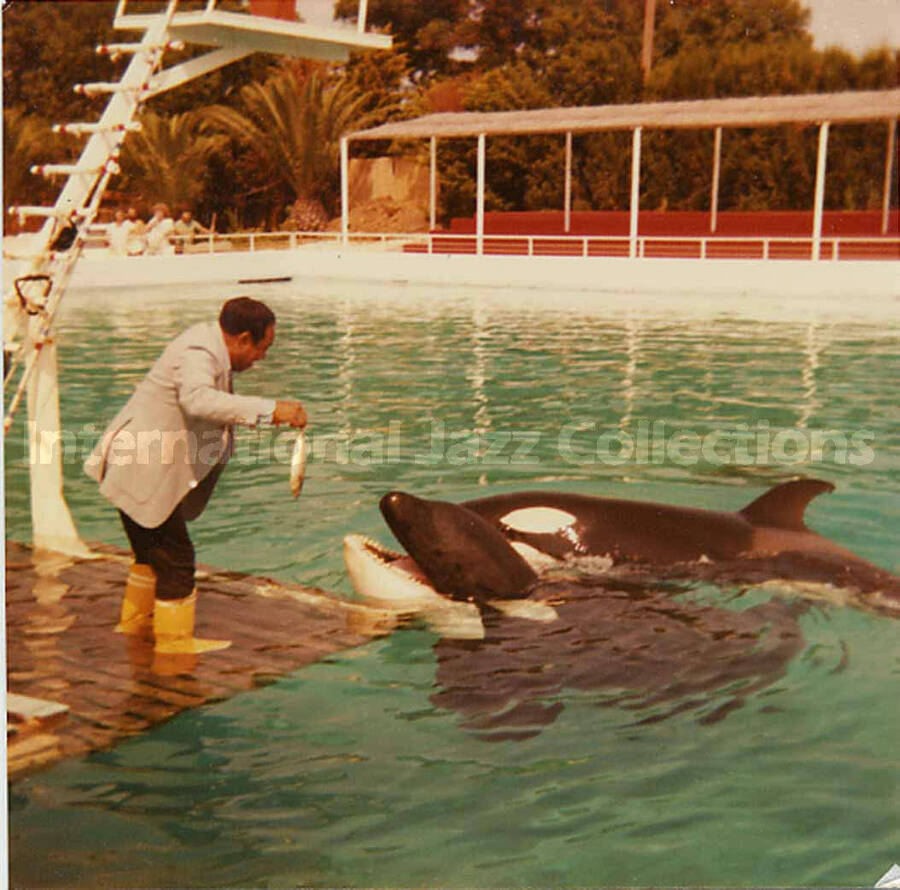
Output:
[342, 89, 900, 262]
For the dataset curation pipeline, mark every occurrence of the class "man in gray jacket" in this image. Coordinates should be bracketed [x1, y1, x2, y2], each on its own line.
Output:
[85, 296, 306, 656]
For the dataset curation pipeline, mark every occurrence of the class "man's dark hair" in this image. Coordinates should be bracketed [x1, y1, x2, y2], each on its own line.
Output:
[219, 297, 275, 343]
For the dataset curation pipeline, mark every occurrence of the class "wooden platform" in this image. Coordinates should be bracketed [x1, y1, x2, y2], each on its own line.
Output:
[5, 541, 394, 779]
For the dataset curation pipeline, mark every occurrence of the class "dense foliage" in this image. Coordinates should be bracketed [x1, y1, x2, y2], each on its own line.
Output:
[3, 0, 896, 230]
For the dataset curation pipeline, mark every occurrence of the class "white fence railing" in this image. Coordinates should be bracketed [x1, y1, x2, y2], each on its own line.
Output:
[83, 229, 900, 261]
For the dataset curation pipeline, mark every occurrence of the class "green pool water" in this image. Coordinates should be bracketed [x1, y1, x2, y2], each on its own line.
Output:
[5, 282, 899, 888]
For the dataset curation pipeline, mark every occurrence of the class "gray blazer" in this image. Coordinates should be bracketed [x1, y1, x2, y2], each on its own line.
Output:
[85, 321, 275, 528]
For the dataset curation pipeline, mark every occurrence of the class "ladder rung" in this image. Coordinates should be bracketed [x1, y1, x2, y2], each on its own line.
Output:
[31, 161, 120, 178]
[96, 42, 144, 56]
[53, 121, 142, 136]
[96, 39, 183, 58]
[74, 82, 141, 97]
[7, 206, 85, 220]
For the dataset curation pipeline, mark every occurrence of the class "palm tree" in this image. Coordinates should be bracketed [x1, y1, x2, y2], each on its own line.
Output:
[119, 110, 229, 210]
[203, 67, 372, 218]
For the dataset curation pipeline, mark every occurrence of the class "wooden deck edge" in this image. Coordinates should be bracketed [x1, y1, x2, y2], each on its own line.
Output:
[6, 539, 402, 780]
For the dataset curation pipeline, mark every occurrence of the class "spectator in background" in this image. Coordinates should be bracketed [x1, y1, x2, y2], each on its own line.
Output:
[173, 209, 211, 252]
[125, 206, 147, 256]
[145, 203, 175, 256]
[107, 208, 134, 257]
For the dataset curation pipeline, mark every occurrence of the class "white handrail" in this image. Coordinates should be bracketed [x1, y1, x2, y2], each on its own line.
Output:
[82, 229, 900, 261]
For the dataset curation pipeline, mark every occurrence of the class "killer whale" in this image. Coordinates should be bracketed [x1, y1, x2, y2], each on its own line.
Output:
[461, 479, 900, 604]
[341, 485, 826, 740]
[343, 480, 899, 622]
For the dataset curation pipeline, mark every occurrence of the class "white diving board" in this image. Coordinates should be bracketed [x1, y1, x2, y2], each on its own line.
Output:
[115, 5, 392, 63]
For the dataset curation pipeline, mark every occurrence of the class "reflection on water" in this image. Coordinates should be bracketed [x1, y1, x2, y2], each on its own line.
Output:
[431, 578, 807, 743]
[799, 322, 824, 429]
[620, 316, 641, 431]
[6, 283, 900, 889]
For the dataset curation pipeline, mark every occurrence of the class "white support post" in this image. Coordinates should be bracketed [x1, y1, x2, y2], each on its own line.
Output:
[711, 126, 722, 234]
[564, 131, 573, 234]
[430, 135, 437, 231]
[812, 121, 830, 260]
[358, 0, 368, 33]
[630, 127, 642, 259]
[341, 136, 350, 246]
[882, 118, 896, 235]
[27, 340, 90, 556]
[477, 133, 486, 256]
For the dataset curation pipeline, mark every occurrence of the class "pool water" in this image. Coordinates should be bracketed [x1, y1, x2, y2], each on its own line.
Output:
[6, 281, 900, 888]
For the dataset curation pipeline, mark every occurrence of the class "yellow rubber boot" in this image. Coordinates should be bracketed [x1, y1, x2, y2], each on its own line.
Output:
[115, 563, 156, 635]
[153, 591, 232, 654]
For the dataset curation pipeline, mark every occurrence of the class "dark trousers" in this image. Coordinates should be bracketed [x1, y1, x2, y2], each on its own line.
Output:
[119, 506, 195, 601]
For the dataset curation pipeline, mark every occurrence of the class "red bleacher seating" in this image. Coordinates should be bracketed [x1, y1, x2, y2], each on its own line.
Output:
[402, 210, 899, 259]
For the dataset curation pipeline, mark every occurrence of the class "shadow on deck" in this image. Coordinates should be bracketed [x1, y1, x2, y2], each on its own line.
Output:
[5, 541, 394, 779]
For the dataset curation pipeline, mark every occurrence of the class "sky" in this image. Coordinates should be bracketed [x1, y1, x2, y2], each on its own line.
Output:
[299, 0, 900, 56]
[804, 0, 900, 54]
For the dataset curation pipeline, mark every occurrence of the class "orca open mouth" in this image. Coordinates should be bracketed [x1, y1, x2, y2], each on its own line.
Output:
[343, 532, 498, 639]
[343, 533, 445, 608]
[343, 531, 560, 634]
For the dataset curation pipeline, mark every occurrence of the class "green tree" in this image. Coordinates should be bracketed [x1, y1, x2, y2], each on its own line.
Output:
[652, 0, 811, 63]
[2, 2, 119, 123]
[118, 110, 229, 211]
[816, 49, 898, 210]
[342, 46, 414, 123]
[335, 0, 470, 78]
[434, 3, 643, 220]
[203, 66, 372, 220]
[2, 108, 64, 213]
[645, 38, 896, 212]
[454, 0, 547, 70]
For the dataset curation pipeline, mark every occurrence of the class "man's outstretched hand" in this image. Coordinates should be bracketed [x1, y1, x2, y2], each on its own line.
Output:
[273, 400, 308, 428]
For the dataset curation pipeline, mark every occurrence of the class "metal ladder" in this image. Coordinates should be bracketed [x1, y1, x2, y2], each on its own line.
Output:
[3, 0, 181, 554]
[4, 0, 178, 410]
[5, 0, 182, 417]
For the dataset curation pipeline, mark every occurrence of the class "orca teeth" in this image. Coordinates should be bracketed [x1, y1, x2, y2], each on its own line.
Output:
[348, 534, 434, 591]
[360, 535, 403, 564]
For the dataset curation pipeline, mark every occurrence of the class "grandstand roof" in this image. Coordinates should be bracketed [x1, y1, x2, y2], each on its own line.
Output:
[348, 89, 900, 141]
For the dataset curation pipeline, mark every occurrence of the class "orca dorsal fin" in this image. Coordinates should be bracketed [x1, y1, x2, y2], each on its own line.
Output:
[739, 479, 835, 531]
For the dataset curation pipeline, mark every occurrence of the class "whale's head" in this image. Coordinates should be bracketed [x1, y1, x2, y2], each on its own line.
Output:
[343, 491, 538, 614]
